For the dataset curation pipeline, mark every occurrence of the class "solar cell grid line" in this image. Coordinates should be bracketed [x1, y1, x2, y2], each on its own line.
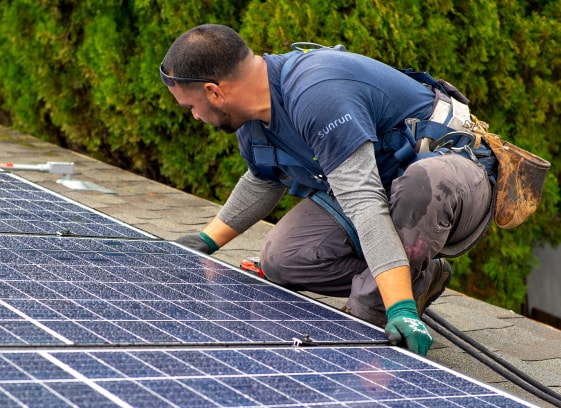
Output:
[0, 347, 540, 407]
[0, 171, 152, 238]
[0, 234, 387, 347]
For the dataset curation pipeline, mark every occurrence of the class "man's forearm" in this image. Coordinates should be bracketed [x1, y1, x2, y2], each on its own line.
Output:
[217, 170, 286, 233]
[202, 217, 240, 247]
[375, 266, 414, 308]
[327, 142, 410, 280]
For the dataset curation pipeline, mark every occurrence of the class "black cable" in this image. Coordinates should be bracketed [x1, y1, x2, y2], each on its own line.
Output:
[426, 309, 560, 400]
[423, 309, 561, 407]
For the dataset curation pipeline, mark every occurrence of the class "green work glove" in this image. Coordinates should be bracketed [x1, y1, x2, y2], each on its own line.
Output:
[175, 232, 219, 254]
[385, 299, 433, 356]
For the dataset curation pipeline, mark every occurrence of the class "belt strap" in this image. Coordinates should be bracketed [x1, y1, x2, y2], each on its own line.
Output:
[310, 191, 363, 258]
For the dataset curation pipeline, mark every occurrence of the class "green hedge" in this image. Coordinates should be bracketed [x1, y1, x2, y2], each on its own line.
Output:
[1, 0, 559, 311]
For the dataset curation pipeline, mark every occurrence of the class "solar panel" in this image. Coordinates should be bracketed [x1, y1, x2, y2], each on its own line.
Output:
[0, 172, 150, 238]
[0, 175, 540, 407]
[0, 347, 535, 407]
[0, 235, 386, 346]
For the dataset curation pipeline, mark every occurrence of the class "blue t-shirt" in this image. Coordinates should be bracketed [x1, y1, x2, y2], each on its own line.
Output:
[236, 49, 435, 192]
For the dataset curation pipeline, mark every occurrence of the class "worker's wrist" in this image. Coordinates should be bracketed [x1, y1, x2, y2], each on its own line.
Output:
[198, 231, 220, 254]
[386, 299, 418, 320]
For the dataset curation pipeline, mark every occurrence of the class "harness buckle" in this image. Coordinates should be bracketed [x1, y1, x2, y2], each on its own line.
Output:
[431, 131, 477, 152]
[451, 144, 477, 162]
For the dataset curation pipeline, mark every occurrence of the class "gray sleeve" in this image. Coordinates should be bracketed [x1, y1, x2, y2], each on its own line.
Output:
[217, 170, 286, 233]
[326, 142, 409, 278]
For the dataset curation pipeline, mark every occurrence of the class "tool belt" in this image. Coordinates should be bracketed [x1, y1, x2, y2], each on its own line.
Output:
[469, 115, 550, 229]
[405, 87, 550, 230]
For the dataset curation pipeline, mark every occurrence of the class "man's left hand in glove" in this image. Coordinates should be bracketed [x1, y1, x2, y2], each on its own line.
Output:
[175, 232, 219, 254]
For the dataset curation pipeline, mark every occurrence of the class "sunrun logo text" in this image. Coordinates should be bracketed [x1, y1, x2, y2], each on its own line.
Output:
[317, 114, 353, 139]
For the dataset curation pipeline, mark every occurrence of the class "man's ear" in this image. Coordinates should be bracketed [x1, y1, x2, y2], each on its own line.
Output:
[205, 83, 225, 105]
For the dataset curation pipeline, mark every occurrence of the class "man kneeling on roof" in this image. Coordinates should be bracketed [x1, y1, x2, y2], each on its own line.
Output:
[160, 24, 495, 356]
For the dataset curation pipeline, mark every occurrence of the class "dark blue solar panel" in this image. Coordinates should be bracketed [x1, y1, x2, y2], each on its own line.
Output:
[0, 173, 540, 407]
[0, 347, 537, 407]
[0, 234, 386, 346]
[0, 172, 149, 238]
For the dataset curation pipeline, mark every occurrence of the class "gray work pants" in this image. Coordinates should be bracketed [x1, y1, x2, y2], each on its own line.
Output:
[260, 154, 493, 324]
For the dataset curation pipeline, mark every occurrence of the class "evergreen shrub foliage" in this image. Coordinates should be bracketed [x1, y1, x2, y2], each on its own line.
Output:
[0, 0, 559, 311]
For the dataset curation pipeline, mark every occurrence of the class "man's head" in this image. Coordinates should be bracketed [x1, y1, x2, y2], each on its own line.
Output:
[160, 24, 252, 133]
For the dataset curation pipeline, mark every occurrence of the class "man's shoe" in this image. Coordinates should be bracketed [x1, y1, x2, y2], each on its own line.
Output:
[416, 259, 452, 316]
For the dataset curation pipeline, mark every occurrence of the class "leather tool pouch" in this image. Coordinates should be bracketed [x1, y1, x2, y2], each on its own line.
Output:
[471, 115, 550, 229]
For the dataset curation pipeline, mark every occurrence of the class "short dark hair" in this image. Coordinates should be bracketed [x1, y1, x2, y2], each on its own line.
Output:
[162, 24, 251, 84]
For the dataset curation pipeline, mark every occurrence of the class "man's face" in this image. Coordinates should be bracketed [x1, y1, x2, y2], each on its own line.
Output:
[203, 99, 238, 133]
[168, 84, 241, 133]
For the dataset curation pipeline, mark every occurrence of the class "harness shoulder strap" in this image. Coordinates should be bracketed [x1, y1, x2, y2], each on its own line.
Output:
[250, 51, 327, 187]
[396, 67, 448, 95]
[251, 121, 304, 169]
[250, 120, 327, 197]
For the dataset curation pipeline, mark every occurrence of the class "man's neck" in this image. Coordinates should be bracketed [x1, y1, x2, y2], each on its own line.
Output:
[233, 55, 271, 125]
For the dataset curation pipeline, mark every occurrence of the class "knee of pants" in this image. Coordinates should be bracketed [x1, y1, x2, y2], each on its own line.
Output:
[259, 236, 287, 284]
[258, 197, 359, 286]
[259, 233, 317, 285]
[259, 226, 358, 288]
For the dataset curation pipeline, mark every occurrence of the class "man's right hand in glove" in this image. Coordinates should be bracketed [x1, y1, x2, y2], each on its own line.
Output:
[375, 265, 433, 356]
[175, 232, 219, 254]
[384, 299, 433, 356]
